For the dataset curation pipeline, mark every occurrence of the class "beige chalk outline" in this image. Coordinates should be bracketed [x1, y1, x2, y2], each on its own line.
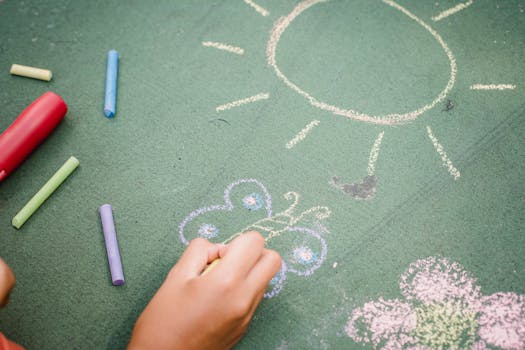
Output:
[202, 41, 244, 55]
[432, 0, 474, 22]
[426, 126, 460, 180]
[367, 131, 385, 176]
[216, 92, 270, 112]
[266, 0, 457, 125]
[285, 119, 320, 149]
[244, 0, 270, 17]
[470, 84, 516, 91]
[223, 191, 331, 244]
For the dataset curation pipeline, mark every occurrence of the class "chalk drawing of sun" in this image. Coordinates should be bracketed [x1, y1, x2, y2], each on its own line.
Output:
[202, 0, 517, 199]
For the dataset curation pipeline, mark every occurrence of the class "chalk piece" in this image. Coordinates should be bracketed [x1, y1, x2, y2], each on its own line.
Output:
[202, 258, 221, 276]
[10, 64, 52, 81]
[12, 156, 79, 229]
[104, 50, 119, 118]
[0, 92, 67, 182]
[99, 204, 125, 286]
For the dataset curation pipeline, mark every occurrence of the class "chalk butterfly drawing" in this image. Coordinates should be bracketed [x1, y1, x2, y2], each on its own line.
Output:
[178, 179, 331, 298]
[345, 256, 525, 349]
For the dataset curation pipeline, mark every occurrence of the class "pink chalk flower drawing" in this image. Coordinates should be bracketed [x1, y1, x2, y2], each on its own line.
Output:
[346, 256, 525, 349]
[179, 179, 331, 298]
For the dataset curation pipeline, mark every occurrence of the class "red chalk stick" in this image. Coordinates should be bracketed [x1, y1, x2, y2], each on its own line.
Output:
[0, 92, 67, 182]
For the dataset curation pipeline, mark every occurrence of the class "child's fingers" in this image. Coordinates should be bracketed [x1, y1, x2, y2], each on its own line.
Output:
[0, 258, 15, 307]
[245, 249, 282, 297]
[242, 251, 281, 326]
[217, 231, 265, 279]
[170, 238, 221, 279]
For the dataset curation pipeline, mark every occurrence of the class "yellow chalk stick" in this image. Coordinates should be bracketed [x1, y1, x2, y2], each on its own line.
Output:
[201, 259, 221, 276]
[10, 64, 53, 81]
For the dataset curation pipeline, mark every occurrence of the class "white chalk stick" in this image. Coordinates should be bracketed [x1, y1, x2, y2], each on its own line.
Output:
[10, 64, 52, 81]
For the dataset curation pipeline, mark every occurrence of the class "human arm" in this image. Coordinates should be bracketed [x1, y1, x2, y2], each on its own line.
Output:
[0, 258, 24, 350]
[0, 258, 15, 308]
[127, 231, 282, 350]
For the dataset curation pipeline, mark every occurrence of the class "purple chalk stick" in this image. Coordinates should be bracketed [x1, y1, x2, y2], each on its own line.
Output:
[99, 204, 125, 286]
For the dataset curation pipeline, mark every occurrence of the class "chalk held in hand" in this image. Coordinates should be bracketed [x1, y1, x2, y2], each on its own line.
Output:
[99, 204, 125, 286]
[104, 50, 119, 118]
[12, 156, 79, 229]
[202, 258, 221, 276]
[10, 64, 52, 81]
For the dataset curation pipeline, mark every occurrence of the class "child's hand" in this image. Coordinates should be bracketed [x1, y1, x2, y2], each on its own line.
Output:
[128, 231, 282, 350]
[0, 258, 15, 307]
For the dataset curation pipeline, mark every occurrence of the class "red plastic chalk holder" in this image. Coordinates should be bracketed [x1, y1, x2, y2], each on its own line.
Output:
[0, 92, 67, 182]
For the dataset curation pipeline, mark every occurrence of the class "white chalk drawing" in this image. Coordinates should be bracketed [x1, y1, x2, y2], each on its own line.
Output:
[216, 92, 269, 112]
[432, 0, 474, 22]
[427, 126, 461, 180]
[367, 131, 385, 177]
[244, 0, 269, 17]
[179, 179, 331, 298]
[202, 1, 520, 197]
[285, 120, 320, 149]
[267, 0, 457, 125]
[470, 84, 517, 91]
[202, 41, 244, 55]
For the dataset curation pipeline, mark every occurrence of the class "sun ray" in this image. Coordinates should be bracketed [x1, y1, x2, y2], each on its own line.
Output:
[470, 84, 516, 91]
[432, 0, 474, 22]
[426, 126, 460, 180]
[216, 92, 270, 112]
[367, 131, 385, 177]
[202, 41, 245, 55]
[285, 120, 320, 149]
[244, 0, 270, 17]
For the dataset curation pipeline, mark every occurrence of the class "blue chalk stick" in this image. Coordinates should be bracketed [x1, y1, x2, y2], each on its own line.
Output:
[104, 50, 119, 118]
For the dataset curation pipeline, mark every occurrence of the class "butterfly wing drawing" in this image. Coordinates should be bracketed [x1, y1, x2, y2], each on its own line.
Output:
[178, 179, 330, 298]
[178, 179, 272, 245]
[265, 226, 327, 277]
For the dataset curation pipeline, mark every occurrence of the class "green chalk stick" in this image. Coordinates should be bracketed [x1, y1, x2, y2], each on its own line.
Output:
[12, 156, 79, 229]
